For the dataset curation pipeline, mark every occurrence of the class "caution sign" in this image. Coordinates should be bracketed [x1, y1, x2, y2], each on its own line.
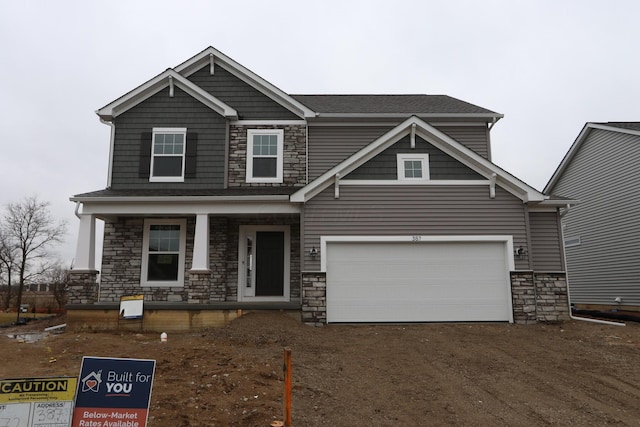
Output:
[0, 376, 77, 427]
[72, 357, 155, 427]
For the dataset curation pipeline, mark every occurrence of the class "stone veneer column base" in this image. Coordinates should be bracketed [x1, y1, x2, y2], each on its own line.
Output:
[188, 271, 212, 304]
[68, 270, 99, 304]
[301, 272, 326, 326]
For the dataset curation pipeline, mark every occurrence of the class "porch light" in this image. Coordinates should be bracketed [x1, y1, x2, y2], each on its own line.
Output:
[514, 246, 527, 258]
[310, 247, 318, 258]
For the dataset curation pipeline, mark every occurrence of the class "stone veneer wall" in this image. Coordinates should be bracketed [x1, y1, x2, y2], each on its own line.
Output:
[228, 124, 307, 187]
[97, 215, 300, 304]
[534, 272, 570, 322]
[301, 272, 326, 326]
[99, 217, 193, 302]
[511, 271, 569, 324]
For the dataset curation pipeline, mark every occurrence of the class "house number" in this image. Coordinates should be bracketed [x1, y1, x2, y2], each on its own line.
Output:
[412, 236, 422, 242]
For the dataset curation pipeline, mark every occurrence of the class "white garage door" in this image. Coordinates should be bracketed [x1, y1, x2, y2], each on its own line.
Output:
[325, 239, 512, 323]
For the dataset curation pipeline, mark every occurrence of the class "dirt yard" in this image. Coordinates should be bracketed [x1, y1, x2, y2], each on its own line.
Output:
[1, 312, 639, 426]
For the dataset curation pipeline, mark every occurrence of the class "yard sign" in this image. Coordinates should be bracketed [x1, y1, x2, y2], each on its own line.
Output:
[0, 376, 77, 427]
[72, 357, 155, 427]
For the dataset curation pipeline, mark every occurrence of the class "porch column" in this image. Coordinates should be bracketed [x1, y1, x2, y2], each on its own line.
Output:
[190, 213, 210, 272]
[73, 214, 96, 271]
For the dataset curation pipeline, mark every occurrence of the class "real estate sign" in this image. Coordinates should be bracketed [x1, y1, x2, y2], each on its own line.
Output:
[0, 376, 77, 427]
[72, 357, 155, 427]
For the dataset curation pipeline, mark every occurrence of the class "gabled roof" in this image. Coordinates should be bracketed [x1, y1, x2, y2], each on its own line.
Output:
[291, 94, 503, 119]
[545, 122, 640, 193]
[96, 69, 238, 121]
[291, 116, 545, 203]
[174, 46, 316, 119]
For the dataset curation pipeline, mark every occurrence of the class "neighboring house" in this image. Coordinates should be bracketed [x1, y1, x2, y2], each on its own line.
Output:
[68, 47, 571, 330]
[545, 122, 640, 312]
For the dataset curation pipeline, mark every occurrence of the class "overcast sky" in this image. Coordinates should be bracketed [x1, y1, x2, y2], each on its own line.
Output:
[1, 0, 638, 266]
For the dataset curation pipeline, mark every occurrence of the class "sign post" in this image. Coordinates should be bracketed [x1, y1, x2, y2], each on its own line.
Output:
[72, 357, 155, 427]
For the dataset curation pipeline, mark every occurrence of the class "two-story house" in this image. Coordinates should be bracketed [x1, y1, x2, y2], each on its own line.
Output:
[68, 47, 572, 330]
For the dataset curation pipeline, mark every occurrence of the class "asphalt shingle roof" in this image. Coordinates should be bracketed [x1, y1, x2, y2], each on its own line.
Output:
[290, 94, 498, 115]
[73, 188, 298, 199]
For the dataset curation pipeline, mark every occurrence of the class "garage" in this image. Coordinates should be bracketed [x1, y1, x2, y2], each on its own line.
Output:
[324, 237, 514, 323]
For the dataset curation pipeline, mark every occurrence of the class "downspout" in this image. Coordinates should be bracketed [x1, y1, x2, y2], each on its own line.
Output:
[558, 207, 625, 326]
[100, 118, 116, 188]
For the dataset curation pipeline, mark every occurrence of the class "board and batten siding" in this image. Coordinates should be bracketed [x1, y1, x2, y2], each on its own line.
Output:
[348, 135, 483, 180]
[302, 185, 528, 271]
[528, 211, 564, 271]
[307, 124, 491, 180]
[111, 87, 227, 190]
[187, 65, 300, 120]
[552, 128, 640, 306]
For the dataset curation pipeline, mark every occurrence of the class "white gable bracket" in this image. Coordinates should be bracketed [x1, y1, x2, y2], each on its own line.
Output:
[168, 75, 174, 98]
[209, 53, 215, 75]
[410, 123, 416, 149]
[334, 173, 340, 199]
[489, 173, 497, 199]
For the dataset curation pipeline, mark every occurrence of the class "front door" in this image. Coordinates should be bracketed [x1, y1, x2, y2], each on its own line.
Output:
[239, 225, 290, 301]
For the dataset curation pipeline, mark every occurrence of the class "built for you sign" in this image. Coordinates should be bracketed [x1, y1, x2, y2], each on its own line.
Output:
[72, 357, 155, 427]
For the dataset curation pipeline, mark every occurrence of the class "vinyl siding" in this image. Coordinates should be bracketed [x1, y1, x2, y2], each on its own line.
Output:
[187, 65, 300, 120]
[438, 126, 489, 159]
[307, 125, 490, 180]
[302, 185, 528, 271]
[348, 135, 483, 180]
[111, 86, 227, 190]
[529, 211, 563, 271]
[551, 128, 640, 306]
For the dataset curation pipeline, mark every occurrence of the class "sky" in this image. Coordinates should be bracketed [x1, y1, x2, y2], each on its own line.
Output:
[1, 0, 639, 267]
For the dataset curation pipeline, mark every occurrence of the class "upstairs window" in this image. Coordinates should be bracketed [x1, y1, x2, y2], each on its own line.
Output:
[397, 153, 429, 181]
[150, 128, 187, 182]
[246, 129, 284, 183]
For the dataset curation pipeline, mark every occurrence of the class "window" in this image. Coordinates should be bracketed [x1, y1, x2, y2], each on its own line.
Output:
[150, 128, 187, 182]
[141, 219, 186, 286]
[564, 236, 581, 248]
[397, 154, 429, 180]
[246, 129, 284, 183]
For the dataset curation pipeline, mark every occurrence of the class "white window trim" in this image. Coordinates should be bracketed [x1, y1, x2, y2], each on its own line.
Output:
[246, 129, 284, 183]
[397, 153, 430, 181]
[141, 218, 187, 287]
[150, 127, 187, 182]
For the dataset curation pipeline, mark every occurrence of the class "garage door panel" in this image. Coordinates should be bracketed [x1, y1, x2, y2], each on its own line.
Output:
[326, 240, 511, 323]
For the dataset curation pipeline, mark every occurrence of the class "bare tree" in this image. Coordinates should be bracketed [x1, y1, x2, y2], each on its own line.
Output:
[45, 262, 71, 310]
[0, 229, 18, 310]
[1, 196, 67, 322]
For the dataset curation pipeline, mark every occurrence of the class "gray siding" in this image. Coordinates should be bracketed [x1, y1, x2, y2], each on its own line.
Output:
[302, 185, 528, 271]
[529, 211, 563, 271]
[348, 135, 483, 180]
[307, 125, 392, 180]
[111, 87, 227, 190]
[307, 125, 490, 180]
[552, 128, 640, 306]
[188, 66, 300, 120]
[438, 126, 489, 159]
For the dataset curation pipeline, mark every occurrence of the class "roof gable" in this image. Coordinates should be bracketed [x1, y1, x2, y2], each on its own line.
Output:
[174, 47, 316, 119]
[291, 116, 544, 203]
[96, 69, 238, 121]
[545, 122, 640, 193]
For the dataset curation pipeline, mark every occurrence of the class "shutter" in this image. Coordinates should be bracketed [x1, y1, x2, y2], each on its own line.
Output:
[139, 132, 152, 178]
[185, 132, 198, 178]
